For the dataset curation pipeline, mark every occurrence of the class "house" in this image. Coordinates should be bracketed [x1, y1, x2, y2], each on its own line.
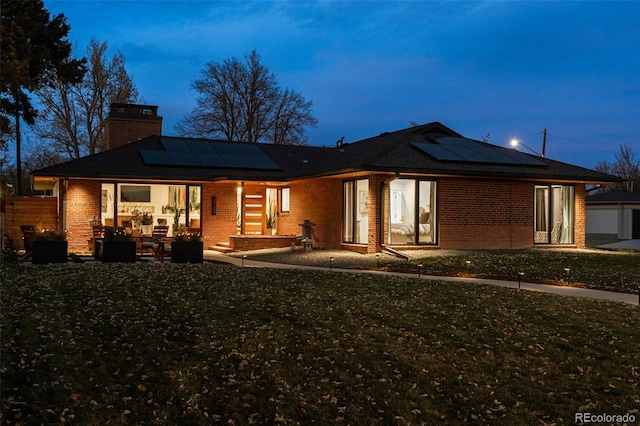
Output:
[30, 103, 621, 254]
[586, 190, 640, 241]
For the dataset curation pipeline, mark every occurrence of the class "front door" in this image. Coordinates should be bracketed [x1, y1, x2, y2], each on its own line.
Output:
[243, 188, 264, 235]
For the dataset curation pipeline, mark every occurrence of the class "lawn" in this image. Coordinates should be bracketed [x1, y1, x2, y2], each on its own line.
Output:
[1, 262, 639, 425]
[238, 249, 640, 293]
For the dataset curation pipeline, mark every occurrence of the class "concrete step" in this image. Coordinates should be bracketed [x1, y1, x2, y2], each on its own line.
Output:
[209, 244, 234, 253]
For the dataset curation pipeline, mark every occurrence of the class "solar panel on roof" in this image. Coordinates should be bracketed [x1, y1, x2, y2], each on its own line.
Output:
[211, 142, 241, 155]
[140, 150, 173, 165]
[454, 146, 495, 163]
[198, 153, 228, 167]
[168, 151, 201, 166]
[411, 139, 547, 166]
[411, 143, 465, 161]
[497, 148, 546, 166]
[187, 140, 217, 154]
[140, 138, 281, 170]
[224, 155, 254, 168]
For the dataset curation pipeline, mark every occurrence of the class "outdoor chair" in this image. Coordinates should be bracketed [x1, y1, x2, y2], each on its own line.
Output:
[153, 238, 174, 262]
[140, 225, 169, 255]
[89, 225, 105, 256]
[153, 228, 200, 262]
[20, 225, 35, 262]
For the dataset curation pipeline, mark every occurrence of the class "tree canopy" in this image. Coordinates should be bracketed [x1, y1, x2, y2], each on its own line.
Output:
[177, 50, 317, 145]
[1, 0, 85, 129]
[1, 0, 86, 193]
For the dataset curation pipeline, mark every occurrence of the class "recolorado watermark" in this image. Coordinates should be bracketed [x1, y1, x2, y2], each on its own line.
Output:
[575, 412, 636, 423]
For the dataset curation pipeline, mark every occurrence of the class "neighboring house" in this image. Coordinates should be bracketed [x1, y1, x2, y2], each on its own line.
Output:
[586, 190, 640, 241]
[31, 103, 621, 254]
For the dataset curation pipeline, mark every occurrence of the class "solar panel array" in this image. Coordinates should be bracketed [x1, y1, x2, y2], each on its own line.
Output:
[140, 138, 281, 170]
[411, 137, 546, 166]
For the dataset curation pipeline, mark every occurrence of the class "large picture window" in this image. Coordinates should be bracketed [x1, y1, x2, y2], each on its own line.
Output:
[100, 183, 202, 236]
[534, 184, 574, 244]
[343, 179, 369, 244]
[388, 179, 436, 245]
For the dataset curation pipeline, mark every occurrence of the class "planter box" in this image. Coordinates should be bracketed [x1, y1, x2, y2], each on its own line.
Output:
[171, 241, 204, 263]
[32, 240, 68, 264]
[101, 240, 137, 263]
[141, 224, 154, 236]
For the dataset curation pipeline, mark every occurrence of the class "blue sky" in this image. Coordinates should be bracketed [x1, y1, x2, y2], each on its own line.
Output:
[42, 0, 640, 169]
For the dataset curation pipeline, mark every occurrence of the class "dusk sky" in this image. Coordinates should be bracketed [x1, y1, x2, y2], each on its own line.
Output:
[42, 0, 640, 169]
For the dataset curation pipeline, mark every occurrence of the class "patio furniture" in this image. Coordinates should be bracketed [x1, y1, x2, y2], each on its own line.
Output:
[153, 228, 201, 262]
[154, 238, 174, 263]
[20, 225, 35, 262]
[89, 225, 105, 257]
[140, 225, 169, 255]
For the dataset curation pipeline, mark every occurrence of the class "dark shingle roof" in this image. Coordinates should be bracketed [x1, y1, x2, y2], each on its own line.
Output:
[587, 190, 640, 204]
[33, 122, 622, 184]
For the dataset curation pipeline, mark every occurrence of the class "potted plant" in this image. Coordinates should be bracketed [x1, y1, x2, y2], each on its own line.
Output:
[32, 229, 68, 264]
[140, 212, 154, 235]
[266, 213, 276, 235]
[170, 229, 203, 263]
[101, 227, 136, 263]
[164, 204, 186, 235]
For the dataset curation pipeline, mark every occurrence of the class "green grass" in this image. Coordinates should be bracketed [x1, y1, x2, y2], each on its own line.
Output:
[1, 263, 639, 425]
[393, 251, 640, 292]
[241, 249, 640, 292]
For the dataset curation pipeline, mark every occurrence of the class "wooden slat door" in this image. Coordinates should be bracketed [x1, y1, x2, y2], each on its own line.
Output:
[243, 188, 264, 235]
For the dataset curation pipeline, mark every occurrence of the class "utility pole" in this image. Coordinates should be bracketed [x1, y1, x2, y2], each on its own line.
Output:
[541, 128, 547, 158]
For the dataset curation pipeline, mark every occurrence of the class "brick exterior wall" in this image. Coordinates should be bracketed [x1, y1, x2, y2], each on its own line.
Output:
[201, 182, 240, 246]
[368, 174, 385, 253]
[105, 116, 162, 150]
[38, 175, 587, 255]
[275, 178, 343, 249]
[437, 178, 535, 250]
[65, 180, 102, 252]
[574, 184, 586, 248]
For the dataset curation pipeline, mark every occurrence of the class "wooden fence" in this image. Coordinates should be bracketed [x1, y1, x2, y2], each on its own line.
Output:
[2, 195, 58, 251]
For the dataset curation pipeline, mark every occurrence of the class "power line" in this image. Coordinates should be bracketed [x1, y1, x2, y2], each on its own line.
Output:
[546, 132, 640, 146]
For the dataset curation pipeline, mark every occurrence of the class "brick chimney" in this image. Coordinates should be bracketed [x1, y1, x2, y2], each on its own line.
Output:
[105, 103, 162, 150]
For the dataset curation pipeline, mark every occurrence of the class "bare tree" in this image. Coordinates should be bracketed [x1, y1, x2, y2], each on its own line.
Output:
[595, 143, 640, 192]
[33, 38, 139, 159]
[177, 50, 317, 145]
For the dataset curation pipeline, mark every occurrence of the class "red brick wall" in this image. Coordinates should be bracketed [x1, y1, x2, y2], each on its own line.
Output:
[438, 178, 534, 249]
[277, 178, 343, 249]
[49, 176, 589, 254]
[201, 182, 239, 246]
[368, 174, 385, 253]
[574, 184, 586, 248]
[105, 116, 162, 150]
[65, 180, 102, 252]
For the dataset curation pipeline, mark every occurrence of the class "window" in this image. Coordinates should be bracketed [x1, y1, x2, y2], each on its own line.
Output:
[388, 179, 436, 245]
[101, 183, 201, 236]
[343, 179, 368, 244]
[281, 187, 290, 212]
[534, 185, 574, 244]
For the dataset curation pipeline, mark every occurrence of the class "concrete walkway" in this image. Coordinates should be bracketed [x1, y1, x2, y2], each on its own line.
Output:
[597, 239, 640, 250]
[203, 251, 640, 306]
